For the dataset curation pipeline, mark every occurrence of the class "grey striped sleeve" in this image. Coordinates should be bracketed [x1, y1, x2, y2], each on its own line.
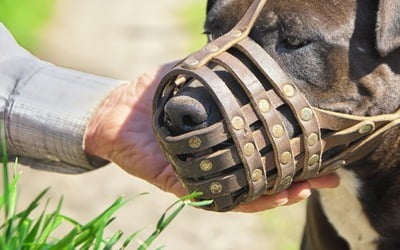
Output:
[0, 23, 124, 173]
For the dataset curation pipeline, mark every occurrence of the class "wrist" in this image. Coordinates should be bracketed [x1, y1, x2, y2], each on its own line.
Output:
[83, 82, 131, 160]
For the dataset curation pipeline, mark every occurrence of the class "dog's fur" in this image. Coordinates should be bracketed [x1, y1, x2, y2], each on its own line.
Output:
[204, 1, 400, 249]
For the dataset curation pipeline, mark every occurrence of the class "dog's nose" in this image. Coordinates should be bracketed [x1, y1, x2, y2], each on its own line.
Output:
[164, 95, 209, 134]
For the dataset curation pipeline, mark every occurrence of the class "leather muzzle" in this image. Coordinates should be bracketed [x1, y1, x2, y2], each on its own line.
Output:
[152, 0, 400, 211]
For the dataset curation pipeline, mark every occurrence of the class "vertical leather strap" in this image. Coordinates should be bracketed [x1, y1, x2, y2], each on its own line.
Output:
[214, 52, 295, 193]
[236, 38, 323, 180]
[190, 66, 267, 201]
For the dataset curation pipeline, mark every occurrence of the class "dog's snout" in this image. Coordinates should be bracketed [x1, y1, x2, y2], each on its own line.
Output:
[164, 95, 209, 134]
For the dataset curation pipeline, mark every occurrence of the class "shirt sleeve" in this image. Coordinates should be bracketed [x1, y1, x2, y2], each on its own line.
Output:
[0, 23, 126, 174]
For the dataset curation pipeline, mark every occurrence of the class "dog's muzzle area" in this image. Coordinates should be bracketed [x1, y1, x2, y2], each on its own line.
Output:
[152, 0, 400, 212]
[163, 80, 221, 135]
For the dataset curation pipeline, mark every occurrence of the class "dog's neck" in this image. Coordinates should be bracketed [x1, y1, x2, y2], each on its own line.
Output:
[339, 126, 400, 244]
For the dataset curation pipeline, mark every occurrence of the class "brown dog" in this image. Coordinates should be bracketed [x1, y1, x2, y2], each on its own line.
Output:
[163, 0, 400, 249]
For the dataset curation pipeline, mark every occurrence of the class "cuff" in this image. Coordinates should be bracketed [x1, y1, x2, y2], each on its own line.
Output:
[6, 64, 125, 173]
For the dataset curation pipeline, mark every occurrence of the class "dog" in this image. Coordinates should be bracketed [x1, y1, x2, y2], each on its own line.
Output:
[163, 0, 400, 249]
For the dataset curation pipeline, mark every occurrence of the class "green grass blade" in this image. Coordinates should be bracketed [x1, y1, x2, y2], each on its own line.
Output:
[23, 200, 49, 248]
[58, 215, 82, 228]
[138, 203, 185, 250]
[1, 121, 10, 229]
[186, 200, 213, 207]
[103, 231, 123, 250]
[48, 226, 80, 250]
[93, 220, 107, 250]
[17, 188, 50, 224]
[36, 196, 64, 246]
[120, 229, 143, 250]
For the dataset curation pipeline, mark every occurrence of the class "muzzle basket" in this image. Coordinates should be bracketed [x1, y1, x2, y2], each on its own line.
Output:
[152, 0, 400, 211]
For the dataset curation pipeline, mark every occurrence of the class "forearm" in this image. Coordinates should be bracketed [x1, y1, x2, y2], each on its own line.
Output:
[6, 64, 125, 173]
[0, 23, 125, 173]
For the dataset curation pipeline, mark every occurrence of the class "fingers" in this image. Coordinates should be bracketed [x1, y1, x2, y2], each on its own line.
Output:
[308, 173, 340, 189]
[233, 173, 340, 213]
[234, 191, 289, 213]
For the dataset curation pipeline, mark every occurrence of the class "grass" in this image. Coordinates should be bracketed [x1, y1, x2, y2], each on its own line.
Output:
[0, 0, 56, 50]
[0, 122, 212, 249]
[178, 3, 307, 250]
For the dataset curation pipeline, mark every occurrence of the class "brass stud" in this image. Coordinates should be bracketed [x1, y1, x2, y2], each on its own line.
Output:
[272, 125, 285, 138]
[244, 143, 256, 157]
[205, 44, 219, 52]
[174, 76, 187, 86]
[184, 58, 199, 67]
[301, 108, 314, 121]
[230, 29, 243, 38]
[358, 123, 375, 135]
[258, 99, 271, 113]
[281, 176, 293, 186]
[308, 154, 320, 166]
[280, 151, 292, 165]
[210, 182, 223, 194]
[307, 133, 319, 147]
[200, 160, 213, 172]
[188, 136, 202, 149]
[251, 169, 263, 182]
[283, 84, 295, 97]
[232, 116, 245, 130]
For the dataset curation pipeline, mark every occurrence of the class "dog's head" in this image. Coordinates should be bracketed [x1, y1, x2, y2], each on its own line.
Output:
[204, 0, 400, 116]
[165, 0, 400, 136]
[153, 0, 400, 211]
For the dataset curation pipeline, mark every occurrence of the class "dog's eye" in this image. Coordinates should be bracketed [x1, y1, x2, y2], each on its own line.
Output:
[282, 37, 309, 49]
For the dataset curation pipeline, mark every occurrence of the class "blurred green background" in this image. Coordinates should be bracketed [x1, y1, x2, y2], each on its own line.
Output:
[0, 0, 56, 50]
[0, 0, 306, 249]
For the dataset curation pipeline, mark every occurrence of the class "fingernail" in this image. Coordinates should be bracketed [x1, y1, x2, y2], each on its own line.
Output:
[298, 189, 312, 199]
[273, 198, 289, 207]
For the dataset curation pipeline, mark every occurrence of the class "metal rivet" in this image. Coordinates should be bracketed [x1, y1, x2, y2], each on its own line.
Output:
[210, 182, 223, 194]
[188, 136, 202, 149]
[258, 99, 271, 113]
[308, 154, 320, 166]
[200, 160, 213, 172]
[281, 176, 293, 186]
[283, 84, 295, 97]
[301, 108, 314, 121]
[280, 151, 292, 165]
[232, 116, 245, 130]
[174, 76, 187, 86]
[272, 125, 285, 138]
[358, 123, 375, 135]
[307, 133, 319, 147]
[184, 58, 199, 67]
[230, 29, 243, 38]
[205, 44, 219, 52]
[244, 143, 256, 157]
[252, 169, 263, 182]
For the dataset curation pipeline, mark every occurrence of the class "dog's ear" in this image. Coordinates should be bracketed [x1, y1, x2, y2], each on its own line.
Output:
[376, 0, 400, 57]
[207, 0, 217, 13]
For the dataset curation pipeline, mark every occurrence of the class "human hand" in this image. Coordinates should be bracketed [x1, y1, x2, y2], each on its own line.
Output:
[83, 63, 340, 213]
